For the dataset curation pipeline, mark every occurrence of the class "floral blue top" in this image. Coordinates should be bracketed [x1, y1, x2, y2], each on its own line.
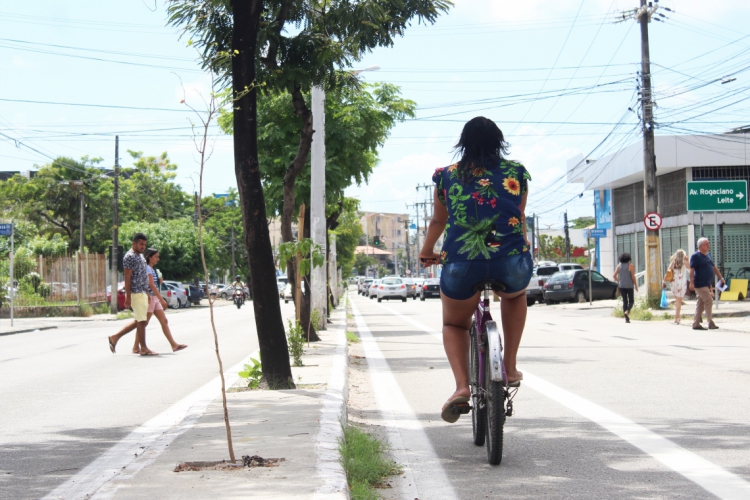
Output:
[432, 159, 531, 264]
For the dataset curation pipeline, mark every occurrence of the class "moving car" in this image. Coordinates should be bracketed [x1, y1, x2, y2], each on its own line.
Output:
[543, 269, 618, 304]
[277, 275, 288, 298]
[403, 278, 418, 299]
[359, 278, 373, 295]
[376, 277, 408, 302]
[367, 280, 381, 299]
[420, 278, 441, 300]
[283, 281, 305, 303]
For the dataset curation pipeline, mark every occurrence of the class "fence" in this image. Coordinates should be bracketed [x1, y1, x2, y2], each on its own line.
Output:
[1, 253, 107, 309]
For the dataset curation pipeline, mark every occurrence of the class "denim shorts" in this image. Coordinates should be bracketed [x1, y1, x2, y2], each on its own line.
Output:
[440, 252, 533, 300]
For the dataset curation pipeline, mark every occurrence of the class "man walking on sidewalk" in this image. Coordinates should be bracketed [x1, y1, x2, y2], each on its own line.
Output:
[108, 233, 158, 355]
[689, 237, 725, 331]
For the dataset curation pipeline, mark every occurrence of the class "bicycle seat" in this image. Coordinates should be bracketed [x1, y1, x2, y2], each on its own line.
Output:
[471, 280, 507, 293]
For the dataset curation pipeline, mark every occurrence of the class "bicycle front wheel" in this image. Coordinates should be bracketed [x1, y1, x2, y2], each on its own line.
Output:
[484, 328, 505, 465]
[469, 321, 485, 446]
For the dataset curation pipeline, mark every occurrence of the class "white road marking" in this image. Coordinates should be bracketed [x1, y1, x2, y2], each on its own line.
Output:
[43, 351, 259, 500]
[377, 303, 750, 500]
[351, 300, 457, 500]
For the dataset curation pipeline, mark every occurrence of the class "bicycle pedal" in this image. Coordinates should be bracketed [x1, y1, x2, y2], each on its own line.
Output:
[452, 402, 472, 415]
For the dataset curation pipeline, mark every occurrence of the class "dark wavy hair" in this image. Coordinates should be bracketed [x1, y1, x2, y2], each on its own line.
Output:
[619, 252, 632, 263]
[453, 116, 510, 184]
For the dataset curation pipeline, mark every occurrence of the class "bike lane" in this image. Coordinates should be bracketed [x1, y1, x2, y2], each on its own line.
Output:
[349, 293, 750, 499]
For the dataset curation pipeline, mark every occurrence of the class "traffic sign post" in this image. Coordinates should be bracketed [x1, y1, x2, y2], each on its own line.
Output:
[686, 180, 748, 212]
[0, 223, 14, 327]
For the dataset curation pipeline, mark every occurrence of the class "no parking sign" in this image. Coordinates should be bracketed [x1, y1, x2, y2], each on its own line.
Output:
[643, 212, 662, 231]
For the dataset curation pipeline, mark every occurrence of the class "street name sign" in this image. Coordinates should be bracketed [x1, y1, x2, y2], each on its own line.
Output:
[643, 212, 662, 231]
[686, 180, 748, 212]
[589, 228, 607, 238]
[0, 223, 12, 236]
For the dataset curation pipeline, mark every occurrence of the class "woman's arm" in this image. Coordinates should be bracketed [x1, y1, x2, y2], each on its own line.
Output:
[630, 263, 638, 292]
[148, 274, 167, 306]
[419, 187, 448, 261]
[613, 264, 620, 281]
[520, 190, 529, 246]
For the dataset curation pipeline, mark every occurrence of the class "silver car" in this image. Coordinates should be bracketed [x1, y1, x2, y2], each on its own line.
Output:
[376, 277, 408, 302]
[161, 281, 189, 308]
[367, 280, 381, 299]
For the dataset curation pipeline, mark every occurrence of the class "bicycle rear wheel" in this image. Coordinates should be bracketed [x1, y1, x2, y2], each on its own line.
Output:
[484, 328, 505, 465]
[469, 321, 485, 446]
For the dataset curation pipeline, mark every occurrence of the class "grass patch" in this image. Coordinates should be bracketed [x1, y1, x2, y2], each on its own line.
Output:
[79, 303, 94, 317]
[611, 297, 658, 321]
[116, 310, 133, 320]
[94, 303, 111, 315]
[346, 331, 361, 343]
[340, 425, 401, 499]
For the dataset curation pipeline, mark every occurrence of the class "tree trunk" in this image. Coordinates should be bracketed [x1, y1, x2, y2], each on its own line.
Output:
[300, 209, 320, 341]
[231, 0, 293, 389]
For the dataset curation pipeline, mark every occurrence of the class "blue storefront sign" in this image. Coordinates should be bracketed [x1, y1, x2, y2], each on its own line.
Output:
[594, 189, 612, 229]
[589, 228, 607, 238]
[0, 223, 12, 236]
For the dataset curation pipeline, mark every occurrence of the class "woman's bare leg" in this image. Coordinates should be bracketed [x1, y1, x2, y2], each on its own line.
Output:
[496, 289, 527, 383]
[675, 297, 682, 322]
[153, 309, 183, 350]
[440, 291, 481, 407]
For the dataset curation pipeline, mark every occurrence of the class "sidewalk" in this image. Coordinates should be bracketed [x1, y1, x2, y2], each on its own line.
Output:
[548, 297, 750, 318]
[87, 300, 350, 499]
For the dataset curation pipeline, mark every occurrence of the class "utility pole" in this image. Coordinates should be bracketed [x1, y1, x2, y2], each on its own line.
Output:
[404, 218, 411, 276]
[563, 211, 571, 262]
[638, 0, 662, 303]
[80, 190, 85, 252]
[110, 136, 119, 315]
[310, 85, 326, 329]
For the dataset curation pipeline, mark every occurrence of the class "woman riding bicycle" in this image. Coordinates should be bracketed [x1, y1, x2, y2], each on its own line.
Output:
[418, 116, 532, 423]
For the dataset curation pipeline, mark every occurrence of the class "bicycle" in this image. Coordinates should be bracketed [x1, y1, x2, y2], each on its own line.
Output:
[448, 279, 519, 465]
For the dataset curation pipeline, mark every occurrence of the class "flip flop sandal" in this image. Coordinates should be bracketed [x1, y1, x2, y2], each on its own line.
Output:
[108, 338, 116, 354]
[440, 396, 470, 423]
[140, 351, 159, 356]
[507, 379, 522, 388]
[173, 344, 188, 352]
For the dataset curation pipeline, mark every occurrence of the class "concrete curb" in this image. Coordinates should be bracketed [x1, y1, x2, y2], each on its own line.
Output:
[0, 325, 58, 337]
[313, 292, 350, 500]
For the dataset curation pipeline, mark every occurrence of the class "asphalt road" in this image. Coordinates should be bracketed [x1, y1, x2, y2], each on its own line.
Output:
[349, 291, 750, 499]
[0, 299, 296, 500]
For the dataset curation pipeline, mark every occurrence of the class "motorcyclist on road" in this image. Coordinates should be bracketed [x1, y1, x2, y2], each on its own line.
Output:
[232, 275, 246, 304]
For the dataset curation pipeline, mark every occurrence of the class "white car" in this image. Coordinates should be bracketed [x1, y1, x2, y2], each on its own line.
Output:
[367, 280, 381, 299]
[283, 281, 305, 303]
[376, 277, 408, 302]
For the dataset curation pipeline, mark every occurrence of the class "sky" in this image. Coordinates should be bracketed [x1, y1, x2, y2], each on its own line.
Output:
[1, 0, 750, 232]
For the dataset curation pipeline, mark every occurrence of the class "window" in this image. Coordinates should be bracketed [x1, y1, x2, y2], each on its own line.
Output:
[591, 271, 605, 282]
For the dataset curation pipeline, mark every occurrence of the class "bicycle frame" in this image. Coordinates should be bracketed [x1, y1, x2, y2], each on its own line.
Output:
[475, 287, 507, 388]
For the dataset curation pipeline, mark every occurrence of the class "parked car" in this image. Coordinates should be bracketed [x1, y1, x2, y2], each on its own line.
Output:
[420, 278, 441, 300]
[162, 282, 189, 308]
[403, 278, 418, 299]
[543, 269, 618, 304]
[367, 280, 381, 299]
[215, 284, 232, 299]
[359, 278, 373, 295]
[525, 271, 543, 306]
[181, 283, 204, 306]
[376, 277, 408, 302]
[106, 282, 126, 311]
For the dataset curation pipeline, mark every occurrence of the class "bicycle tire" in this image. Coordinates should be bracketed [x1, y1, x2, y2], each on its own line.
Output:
[469, 321, 485, 446]
[484, 338, 505, 465]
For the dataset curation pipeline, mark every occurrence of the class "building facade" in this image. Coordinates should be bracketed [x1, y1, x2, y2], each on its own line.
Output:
[568, 132, 750, 284]
[359, 212, 411, 275]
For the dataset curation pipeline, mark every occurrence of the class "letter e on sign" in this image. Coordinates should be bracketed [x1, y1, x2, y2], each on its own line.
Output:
[643, 212, 662, 231]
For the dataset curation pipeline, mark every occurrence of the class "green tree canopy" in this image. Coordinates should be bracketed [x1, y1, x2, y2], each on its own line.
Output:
[218, 82, 415, 217]
[571, 216, 595, 229]
[330, 197, 363, 278]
